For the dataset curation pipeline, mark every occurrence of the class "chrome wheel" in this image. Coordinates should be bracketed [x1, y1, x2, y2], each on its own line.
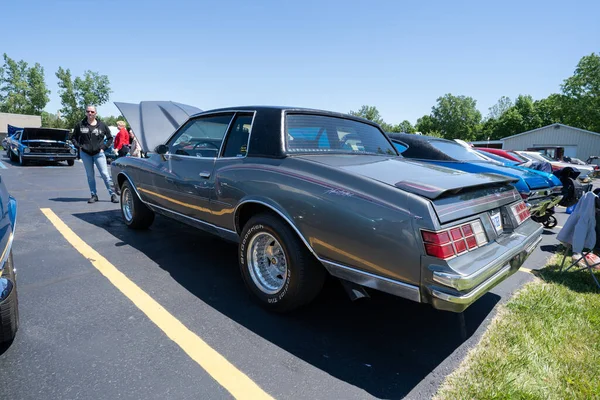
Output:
[122, 188, 134, 222]
[247, 232, 288, 294]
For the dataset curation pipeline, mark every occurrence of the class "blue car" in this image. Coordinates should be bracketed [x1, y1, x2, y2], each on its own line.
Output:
[0, 176, 18, 343]
[6, 127, 77, 166]
[388, 133, 563, 206]
[474, 149, 563, 186]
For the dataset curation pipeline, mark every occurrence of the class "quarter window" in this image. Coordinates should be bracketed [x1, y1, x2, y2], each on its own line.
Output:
[222, 114, 253, 158]
[168, 114, 234, 157]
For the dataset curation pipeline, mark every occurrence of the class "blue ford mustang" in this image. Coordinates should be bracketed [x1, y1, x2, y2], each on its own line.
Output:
[388, 133, 563, 205]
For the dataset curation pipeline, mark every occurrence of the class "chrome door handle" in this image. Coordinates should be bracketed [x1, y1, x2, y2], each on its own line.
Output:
[199, 172, 211, 178]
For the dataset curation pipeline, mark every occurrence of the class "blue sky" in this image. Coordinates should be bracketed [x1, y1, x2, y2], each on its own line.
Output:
[3, 0, 599, 125]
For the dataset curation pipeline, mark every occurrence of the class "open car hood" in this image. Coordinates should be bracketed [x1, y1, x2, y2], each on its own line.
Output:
[114, 101, 203, 152]
[22, 128, 69, 142]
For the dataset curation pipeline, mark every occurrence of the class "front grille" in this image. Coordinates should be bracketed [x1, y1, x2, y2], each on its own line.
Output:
[30, 148, 71, 154]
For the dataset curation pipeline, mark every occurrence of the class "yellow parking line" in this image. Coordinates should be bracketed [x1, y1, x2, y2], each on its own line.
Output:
[40, 208, 273, 400]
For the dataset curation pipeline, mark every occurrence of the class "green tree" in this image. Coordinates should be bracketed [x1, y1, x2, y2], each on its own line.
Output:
[396, 120, 416, 133]
[26, 62, 50, 114]
[101, 115, 126, 127]
[349, 105, 384, 125]
[0, 53, 50, 115]
[415, 114, 437, 134]
[56, 67, 112, 129]
[561, 52, 600, 132]
[534, 94, 567, 126]
[426, 94, 482, 140]
[487, 96, 513, 120]
[41, 111, 66, 129]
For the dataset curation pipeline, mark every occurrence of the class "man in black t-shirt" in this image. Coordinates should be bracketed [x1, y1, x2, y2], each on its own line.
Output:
[72, 105, 119, 204]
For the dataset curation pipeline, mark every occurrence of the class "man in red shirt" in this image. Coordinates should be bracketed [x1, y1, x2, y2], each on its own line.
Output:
[114, 120, 130, 157]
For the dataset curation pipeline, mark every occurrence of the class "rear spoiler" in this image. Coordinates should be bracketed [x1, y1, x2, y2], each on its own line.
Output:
[395, 173, 518, 200]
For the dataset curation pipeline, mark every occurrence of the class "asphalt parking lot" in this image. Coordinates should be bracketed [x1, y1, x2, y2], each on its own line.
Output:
[0, 155, 573, 400]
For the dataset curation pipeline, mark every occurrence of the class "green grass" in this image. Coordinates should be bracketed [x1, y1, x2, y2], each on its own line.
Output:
[435, 260, 600, 400]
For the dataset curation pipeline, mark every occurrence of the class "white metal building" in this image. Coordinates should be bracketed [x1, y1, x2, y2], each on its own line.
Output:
[0, 112, 42, 136]
[501, 123, 600, 161]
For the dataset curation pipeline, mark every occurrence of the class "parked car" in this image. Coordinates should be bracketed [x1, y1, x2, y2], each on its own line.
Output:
[6, 128, 77, 166]
[516, 151, 595, 180]
[388, 133, 563, 205]
[111, 102, 543, 313]
[0, 177, 18, 343]
[477, 147, 528, 164]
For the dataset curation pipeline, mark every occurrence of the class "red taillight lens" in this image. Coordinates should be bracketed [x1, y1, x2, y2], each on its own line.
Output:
[465, 235, 478, 249]
[510, 201, 531, 225]
[424, 243, 455, 259]
[422, 220, 488, 260]
[421, 230, 450, 245]
[520, 192, 530, 200]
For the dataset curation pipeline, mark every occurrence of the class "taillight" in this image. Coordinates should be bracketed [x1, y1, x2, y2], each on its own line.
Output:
[510, 201, 531, 225]
[421, 220, 489, 260]
[520, 192, 530, 200]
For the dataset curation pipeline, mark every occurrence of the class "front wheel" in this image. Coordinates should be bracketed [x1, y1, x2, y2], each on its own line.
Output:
[67, 159, 75, 166]
[120, 180, 155, 229]
[239, 213, 326, 312]
[18, 153, 27, 166]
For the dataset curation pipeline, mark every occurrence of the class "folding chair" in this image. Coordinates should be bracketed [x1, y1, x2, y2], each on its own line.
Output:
[558, 191, 600, 289]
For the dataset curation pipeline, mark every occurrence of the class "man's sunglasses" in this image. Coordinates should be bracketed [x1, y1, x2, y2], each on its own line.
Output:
[86, 110, 96, 114]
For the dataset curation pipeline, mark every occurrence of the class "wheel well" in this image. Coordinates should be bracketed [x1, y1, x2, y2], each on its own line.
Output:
[117, 173, 127, 189]
[235, 202, 279, 234]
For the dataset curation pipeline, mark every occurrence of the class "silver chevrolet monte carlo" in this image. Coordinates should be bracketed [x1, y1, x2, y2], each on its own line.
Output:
[110, 102, 543, 313]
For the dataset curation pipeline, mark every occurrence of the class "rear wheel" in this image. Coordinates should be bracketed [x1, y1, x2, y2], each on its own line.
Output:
[239, 213, 326, 312]
[120, 180, 155, 229]
[0, 251, 19, 344]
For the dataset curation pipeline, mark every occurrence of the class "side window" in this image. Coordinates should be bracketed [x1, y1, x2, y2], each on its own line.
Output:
[168, 114, 234, 157]
[222, 114, 253, 158]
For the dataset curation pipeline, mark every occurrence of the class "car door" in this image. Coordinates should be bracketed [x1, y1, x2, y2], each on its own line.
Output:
[150, 113, 235, 222]
[208, 112, 255, 229]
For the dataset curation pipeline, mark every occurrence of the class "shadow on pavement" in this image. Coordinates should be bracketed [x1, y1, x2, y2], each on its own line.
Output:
[49, 198, 91, 203]
[74, 210, 500, 399]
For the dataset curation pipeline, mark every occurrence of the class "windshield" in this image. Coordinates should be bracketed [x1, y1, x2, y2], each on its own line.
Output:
[429, 140, 485, 161]
[531, 152, 555, 162]
[507, 151, 528, 163]
[285, 114, 397, 156]
[476, 150, 518, 166]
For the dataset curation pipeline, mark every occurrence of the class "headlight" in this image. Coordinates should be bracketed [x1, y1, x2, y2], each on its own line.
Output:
[23, 147, 31, 153]
[70, 148, 76, 154]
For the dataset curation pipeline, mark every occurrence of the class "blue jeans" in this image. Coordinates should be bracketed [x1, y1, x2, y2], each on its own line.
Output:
[80, 150, 115, 196]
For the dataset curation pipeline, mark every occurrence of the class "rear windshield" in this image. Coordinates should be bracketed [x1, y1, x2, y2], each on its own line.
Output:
[285, 114, 397, 156]
[429, 141, 484, 161]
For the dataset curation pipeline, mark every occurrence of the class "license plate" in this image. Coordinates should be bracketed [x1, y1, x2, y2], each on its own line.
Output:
[490, 211, 503, 233]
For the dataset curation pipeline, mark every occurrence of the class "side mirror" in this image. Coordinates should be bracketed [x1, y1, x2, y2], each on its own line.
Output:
[156, 144, 169, 155]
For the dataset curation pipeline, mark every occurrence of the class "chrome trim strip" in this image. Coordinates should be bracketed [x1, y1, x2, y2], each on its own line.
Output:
[433, 224, 543, 291]
[233, 199, 319, 259]
[320, 259, 421, 303]
[0, 197, 17, 270]
[148, 202, 238, 236]
[431, 264, 512, 305]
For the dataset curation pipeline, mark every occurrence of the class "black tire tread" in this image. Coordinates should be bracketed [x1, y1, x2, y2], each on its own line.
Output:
[0, 251, 18, 344]
[120, 181, 155, 229]
[239, 213, 326, 312]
